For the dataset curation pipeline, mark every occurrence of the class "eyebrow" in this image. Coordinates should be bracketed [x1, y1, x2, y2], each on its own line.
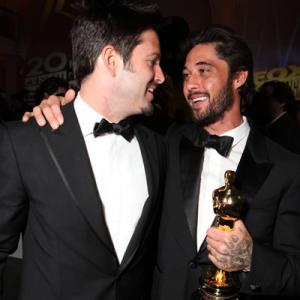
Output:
[146, 52, 161, 59]
[195, 61, 212, 66]
[183, 61, 213, 71]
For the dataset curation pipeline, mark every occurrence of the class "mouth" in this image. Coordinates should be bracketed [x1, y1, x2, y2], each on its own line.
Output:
[188, 93, 209, 104]
[147, 85, 155, 94]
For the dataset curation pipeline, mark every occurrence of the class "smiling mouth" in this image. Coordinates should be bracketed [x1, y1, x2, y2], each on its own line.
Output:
[147, 85, 155, 94]
[189, 95, 209, 104]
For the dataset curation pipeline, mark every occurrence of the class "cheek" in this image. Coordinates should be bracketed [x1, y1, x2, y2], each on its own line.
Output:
[183, 83, 188, 98]
[205, 79, 221, 96]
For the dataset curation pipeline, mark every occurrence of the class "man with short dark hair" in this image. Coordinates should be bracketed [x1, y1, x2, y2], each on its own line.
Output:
[0, 1, 166, 299]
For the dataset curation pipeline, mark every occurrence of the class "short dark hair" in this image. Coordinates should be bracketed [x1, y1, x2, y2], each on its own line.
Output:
[183, 25, 255, 112]
[71, 0, 161, 84]
[259, 80, 295, 110]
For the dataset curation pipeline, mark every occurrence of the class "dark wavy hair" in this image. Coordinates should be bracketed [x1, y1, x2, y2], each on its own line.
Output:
[71, 0, 161, 84]
[183, 25, 255, 113]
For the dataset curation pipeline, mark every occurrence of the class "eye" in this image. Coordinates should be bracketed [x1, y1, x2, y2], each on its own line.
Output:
[147, 58, 159, 67]
[182, 72, 190, 81]
[199, 67, 210, 74]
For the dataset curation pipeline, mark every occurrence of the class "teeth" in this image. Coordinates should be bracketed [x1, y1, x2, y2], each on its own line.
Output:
[147, 87, 154, 93]
[192, 96, 208, 103]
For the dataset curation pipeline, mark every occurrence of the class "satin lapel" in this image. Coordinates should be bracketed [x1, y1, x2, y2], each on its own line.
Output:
[180, 135, 204, 246]
[40, 103, 115, 256]
[119, 126, 155, 272]
[235, 128, 273, 210]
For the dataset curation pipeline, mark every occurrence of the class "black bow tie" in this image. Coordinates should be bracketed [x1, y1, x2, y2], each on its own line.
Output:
[93, 118, 134, 142]
[201, 132, 234, 157]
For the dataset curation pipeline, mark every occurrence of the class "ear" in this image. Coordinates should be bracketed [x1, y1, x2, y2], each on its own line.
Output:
[233, 70, 248, 90]
[99, 45, 120, 77]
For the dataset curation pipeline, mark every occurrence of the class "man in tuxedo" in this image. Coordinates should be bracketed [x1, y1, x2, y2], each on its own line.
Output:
[0, 1, 166, 299]
[25, 26, 300, 299]
[152, 26, 300, 299]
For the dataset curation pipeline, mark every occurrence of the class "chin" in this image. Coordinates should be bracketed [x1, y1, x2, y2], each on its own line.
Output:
[141, 105, 154, 117]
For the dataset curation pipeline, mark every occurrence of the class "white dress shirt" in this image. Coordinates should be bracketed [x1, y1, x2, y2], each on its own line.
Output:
[74, 94, 149, 262]
[196, 117, 250, 250]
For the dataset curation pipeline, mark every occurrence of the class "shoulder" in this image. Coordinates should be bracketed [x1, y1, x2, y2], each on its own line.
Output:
[0, 116, 59, 155]
[266, 136, 300, 165]
[0, 120, 45, 162]
[1, 118, 40, 139]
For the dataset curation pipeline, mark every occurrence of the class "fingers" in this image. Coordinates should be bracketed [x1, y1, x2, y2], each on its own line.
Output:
[37, 99, 61, 130]
[207, 245, 231, 271]
[21, 88, 76, 128]
[32, 106, 47, 127]
[206, 220, 253, 272]
[43, 89, 75, 127]
[51, 102, 64, 126]
[34, 95, 65, 129]
[207, 236, 230, 255]
[233, 219, 246, 232]
[61, 89, 76, 105]
[22, 111, 33, 123]
[206, 226, 223, 239]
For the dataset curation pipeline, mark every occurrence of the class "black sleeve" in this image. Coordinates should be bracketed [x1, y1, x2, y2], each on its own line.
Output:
[0, 124, 28, 296]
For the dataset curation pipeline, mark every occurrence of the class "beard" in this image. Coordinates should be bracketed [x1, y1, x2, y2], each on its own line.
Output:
[191, 78, 234, 127]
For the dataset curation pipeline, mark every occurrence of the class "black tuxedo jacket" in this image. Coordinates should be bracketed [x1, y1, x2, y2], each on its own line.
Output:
[0, 103, 166, 300]
[152, 122, 300, 300]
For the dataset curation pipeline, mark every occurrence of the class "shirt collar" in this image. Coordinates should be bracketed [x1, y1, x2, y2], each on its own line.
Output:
[221, 116, 250, 147]
[74, 93, 104, 137]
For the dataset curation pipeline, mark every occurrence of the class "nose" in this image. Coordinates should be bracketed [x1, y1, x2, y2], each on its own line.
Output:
[154, 64, 165, 85]
[184, 73, 200, 91]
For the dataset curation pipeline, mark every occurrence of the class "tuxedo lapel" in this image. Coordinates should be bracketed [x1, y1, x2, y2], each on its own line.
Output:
[180, 135, 203, 246]
[40, 103, 115, 256]
[235, 127, 273, 208]
[167, 124, 206, 257]
[119, 125, 156, 272]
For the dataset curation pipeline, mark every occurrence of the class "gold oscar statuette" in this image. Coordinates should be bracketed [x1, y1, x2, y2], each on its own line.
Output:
[198, 170, 243, 300]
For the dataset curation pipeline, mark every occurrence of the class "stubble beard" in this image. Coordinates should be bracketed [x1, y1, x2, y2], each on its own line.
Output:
[141, 102, 154, 116]
[124, 61, 155, 117]
[192, 78, 234, 127]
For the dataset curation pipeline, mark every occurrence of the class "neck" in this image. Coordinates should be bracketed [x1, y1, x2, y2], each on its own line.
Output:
[204, 91, 243, 135]
[80, 79, 128, 123]
[204, 99, 243, 135]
